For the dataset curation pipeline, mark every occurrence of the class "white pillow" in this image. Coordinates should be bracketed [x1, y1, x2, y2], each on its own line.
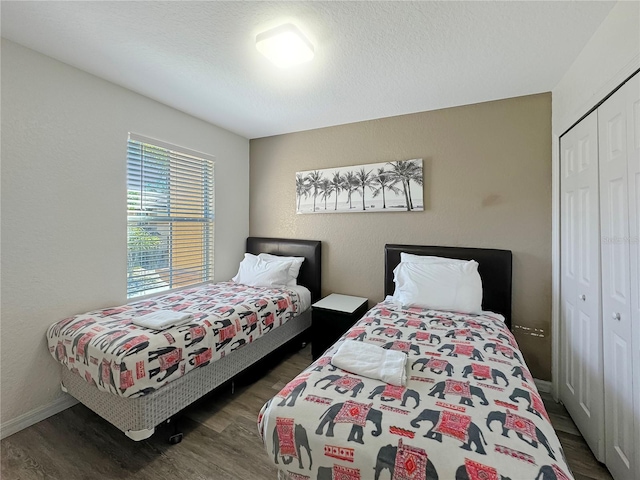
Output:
[258, 253, 305, 286]
[392, 260, 483, 314]
[232, 253, 290, 288]
[400, 252, 468, 265]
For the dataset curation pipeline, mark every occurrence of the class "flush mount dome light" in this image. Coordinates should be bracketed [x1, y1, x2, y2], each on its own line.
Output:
[256, 23, 314, 68]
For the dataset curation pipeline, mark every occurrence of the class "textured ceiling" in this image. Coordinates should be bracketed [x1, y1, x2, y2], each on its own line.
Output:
[1, 1, 615, 139]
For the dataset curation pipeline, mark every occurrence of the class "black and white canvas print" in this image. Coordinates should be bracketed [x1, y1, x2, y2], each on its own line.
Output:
[296, 158, 423, 214]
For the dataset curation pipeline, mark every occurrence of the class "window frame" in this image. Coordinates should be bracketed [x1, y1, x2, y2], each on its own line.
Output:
[126, 133, 215, 298]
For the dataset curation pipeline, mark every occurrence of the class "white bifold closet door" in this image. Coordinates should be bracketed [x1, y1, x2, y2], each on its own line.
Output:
[598, 74, 639, 480]
[559, 110, 604, 461]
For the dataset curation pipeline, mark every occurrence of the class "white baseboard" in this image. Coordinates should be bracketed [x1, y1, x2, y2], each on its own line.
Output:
[1, 394, 78, 440]
[534, 378, 552, 394]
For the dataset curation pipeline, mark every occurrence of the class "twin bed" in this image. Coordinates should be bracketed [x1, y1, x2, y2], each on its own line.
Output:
[258, 245, 573, 480]
[47, 237, 321, 441]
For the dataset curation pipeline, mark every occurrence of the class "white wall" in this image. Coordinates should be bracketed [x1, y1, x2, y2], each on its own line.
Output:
[551, 1, 640, 396]
[0, 39, 250, 434]
[553, 1, 640, 135]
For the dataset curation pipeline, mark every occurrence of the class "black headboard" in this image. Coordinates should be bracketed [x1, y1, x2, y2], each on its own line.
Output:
[384, 244, 513, 330]
[246, 237, 322, 303]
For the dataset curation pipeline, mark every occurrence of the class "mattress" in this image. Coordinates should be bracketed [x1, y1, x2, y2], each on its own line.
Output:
[289, 284, 312, 312]
[48, 281, 309, 398]
[258, 301, 574, 480]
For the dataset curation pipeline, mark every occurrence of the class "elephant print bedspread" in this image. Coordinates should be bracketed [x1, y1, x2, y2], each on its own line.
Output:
[258, 301, 573, 480]
[47, 282, 302, 398]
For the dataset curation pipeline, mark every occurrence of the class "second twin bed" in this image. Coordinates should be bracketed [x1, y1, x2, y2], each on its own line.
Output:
[258, 245, 573, 480]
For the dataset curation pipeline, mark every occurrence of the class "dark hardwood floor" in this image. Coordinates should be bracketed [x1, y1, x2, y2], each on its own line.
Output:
[540, 393, 612, 480]
[1, 344, 612, 480]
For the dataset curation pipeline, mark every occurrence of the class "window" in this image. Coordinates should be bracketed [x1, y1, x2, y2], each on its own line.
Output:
[127, 134, 214, 298]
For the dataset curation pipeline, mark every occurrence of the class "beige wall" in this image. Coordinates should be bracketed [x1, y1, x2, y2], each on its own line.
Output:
[1, 39, 249, 433]
[250, 93, 552, 380]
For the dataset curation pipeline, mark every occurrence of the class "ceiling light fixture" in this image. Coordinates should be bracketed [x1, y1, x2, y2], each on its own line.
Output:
[256, 23, 314, 68]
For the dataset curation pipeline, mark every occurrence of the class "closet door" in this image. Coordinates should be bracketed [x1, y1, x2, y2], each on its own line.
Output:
[625, 75, 640, 480]
[598, 77, 636, 480]
[559, 110, 604, 461]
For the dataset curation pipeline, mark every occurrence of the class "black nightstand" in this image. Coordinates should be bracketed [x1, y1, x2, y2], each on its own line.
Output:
[311, 293, 368, 360]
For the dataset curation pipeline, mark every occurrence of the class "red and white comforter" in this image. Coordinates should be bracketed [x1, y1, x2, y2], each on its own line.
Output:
[258, 301, 573, 480]
[47, 282, 302, 398]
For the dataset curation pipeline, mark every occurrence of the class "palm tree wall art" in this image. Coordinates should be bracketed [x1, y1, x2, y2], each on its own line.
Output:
[296, 159, 423, 214]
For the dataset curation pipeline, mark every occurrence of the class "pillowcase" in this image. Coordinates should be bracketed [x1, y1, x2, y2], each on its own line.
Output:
[392, 260, 483, 314]
[258, 253, 305, 286]
[232, 253, 290, 288]
[400, 252, 468, 265]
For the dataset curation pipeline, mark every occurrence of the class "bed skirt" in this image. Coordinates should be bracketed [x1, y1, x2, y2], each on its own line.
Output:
[61, 309, 311, 440]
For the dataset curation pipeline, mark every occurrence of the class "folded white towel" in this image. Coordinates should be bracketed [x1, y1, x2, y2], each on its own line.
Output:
[332, 340, 407, 386]
[132, 310, 193, 330]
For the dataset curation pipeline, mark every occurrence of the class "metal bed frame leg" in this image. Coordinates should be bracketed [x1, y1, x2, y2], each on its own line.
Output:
[167, 416, 183, 445]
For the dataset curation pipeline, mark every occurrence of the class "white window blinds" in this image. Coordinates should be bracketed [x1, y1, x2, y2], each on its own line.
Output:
[127, 133, 214, 298]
